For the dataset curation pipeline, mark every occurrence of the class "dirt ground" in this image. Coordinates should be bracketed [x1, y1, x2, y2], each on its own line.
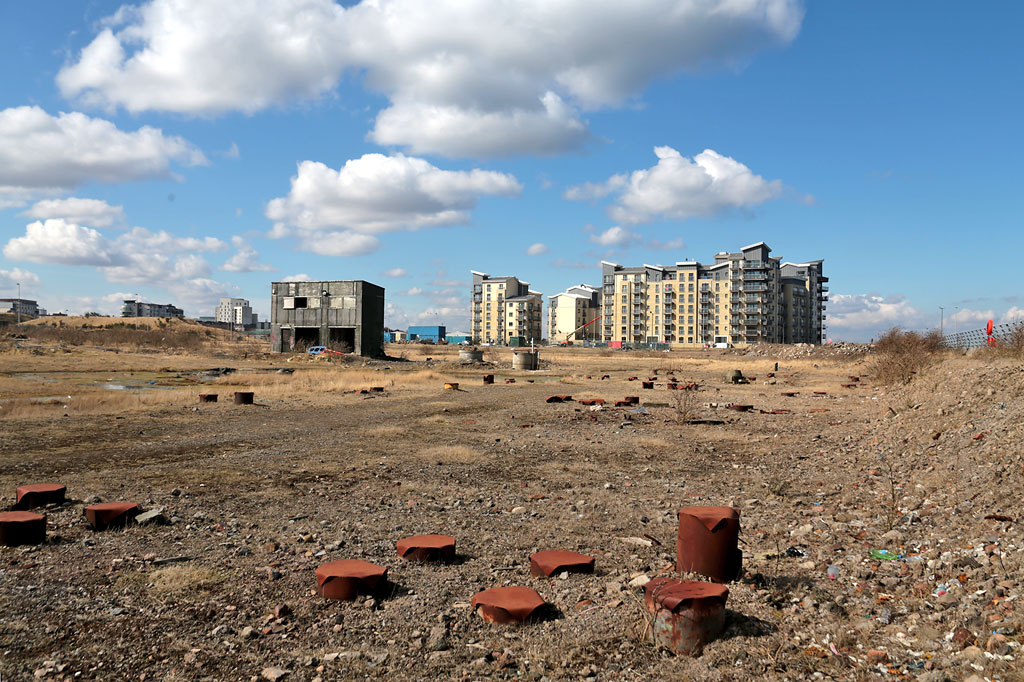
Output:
[1, 339, 1022, 681]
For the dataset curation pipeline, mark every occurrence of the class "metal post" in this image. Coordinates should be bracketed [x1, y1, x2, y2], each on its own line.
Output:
[135, 294, 140, 330]
[16, 282, 21, 324]
[939, 307, 944, 336]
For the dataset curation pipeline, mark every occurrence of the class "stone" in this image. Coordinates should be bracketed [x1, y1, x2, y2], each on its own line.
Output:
[261, 668, 289, 681]
[985, 633, 1010, 655]
[866, 650, 888, 664]
[134, 509, 167, 526]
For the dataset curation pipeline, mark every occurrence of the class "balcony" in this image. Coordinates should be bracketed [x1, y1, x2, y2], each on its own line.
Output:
[743, 283, 768, 291]
[743, 273, 768, 281]
[473, 294, 482, 303]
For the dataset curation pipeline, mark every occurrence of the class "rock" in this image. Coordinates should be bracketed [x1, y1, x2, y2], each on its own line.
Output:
[961, 646, 984, 661]
[951, 628, 973, 648]
[985, 633, 1010, 655]
[510, 506, 527, 514]
[265, 567, 283, 581]
[427, 625, 449, 651]
[134, 509, 167, 526]
[241, 626, 258, 639]
[273, 604, 292, 619]
[628, 574, 651, 588]
[261, 668, 289, 681]
[866, 649, 888, 664]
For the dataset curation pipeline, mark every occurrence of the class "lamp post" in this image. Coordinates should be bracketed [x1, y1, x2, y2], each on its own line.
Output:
[16, 282, 21, 324]
[135, 293, 140, 330]
[954, 306, 958, 341]
[939, 306, 944, 336]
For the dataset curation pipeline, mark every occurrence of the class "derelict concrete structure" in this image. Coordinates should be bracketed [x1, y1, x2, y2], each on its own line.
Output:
[269, 280, 385, 356]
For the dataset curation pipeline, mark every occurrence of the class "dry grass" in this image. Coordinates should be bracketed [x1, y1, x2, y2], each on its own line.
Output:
[0, 388, 192, 419]
[149, 565, 224, 593]
[872, 328, 944, 385]
[213, 368, 445, 397]
[416, 445, 482, 464]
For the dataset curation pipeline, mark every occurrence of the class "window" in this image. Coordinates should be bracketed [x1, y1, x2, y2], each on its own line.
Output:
[292, 297, 308, 309]
[282, 297, 295, 309]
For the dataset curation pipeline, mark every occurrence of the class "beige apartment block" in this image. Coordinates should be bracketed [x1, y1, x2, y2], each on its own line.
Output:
[471, 271, 543, 344]
[548, 284, 602, 343]
[600, 242, 827, 347]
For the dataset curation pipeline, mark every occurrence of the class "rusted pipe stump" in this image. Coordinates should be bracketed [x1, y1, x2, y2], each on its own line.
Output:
[370, 386, 385, 392]
[600, 374, 610, 380]
[316, 559, 388, 601]
[15, 483, 66, 509]
[623, 396, 640, 405]
[579, 399, 605, 406]
[641, 381, 655, 390]
[483, 374, 494, 385]
[841, 383, 857, 388]
[84, 502, 141, 531]
[726, 404, 753, 412]
[0, 511, 46, 546]
[233, 391, 254, 405]
[676, 506, 742, 583]
[530, 550, 595, 577]
[198, 393, 218, 403]
[813, 391, 827, 396]
[644, 578, 728, 655]
[472, 586, 546, 624]
[505, 378, 516, 384]
[396, 534, 456, 562]
[627, 376, 638, 381]
[444, 382, 459, 390]
[667, 383, 678, 390]
[781, 391, 799, 397]
[545, 395, 572, 403]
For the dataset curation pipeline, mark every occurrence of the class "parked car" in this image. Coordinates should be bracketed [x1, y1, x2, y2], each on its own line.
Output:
[307, 346, 344, 356]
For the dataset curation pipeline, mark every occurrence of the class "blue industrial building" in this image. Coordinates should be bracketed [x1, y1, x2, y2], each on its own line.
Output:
[408, 325, 446, 343]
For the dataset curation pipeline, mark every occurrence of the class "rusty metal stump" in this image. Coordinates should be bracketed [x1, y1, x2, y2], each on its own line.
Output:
[233, 391, 254, 405]
[642, 381, 655, 390]
[623, 396, 640, 405]
[667, 383, 678, 390]
[505, 378, 516, 384]
[545, 395, 572, 403]
[84, 502, 141, 531]
[601, 374, 610, 380]
[483, 374, 494, 385]
[198, 393, 218, 403]
[727, 404, 753, 412]
[644, 578, 728, 655]
[0, 511, 46, 546]
[444, 382, 459, 390]
[316, 559, 388, 601]
[472, 586, 546, 624]
[530, 550, 595, 577]
[15, 483, 66, 509]
[627, 376, 638, 381]
[396, 534, 456, 562]
[676, 506, 742, 583]
[579, 399, 605, 406]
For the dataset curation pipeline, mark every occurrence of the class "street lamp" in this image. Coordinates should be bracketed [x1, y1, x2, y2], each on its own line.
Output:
[954, 306, 958, 340]
[16, 282, 20, 324]
[135, 293, 140, 330]
[939, 306, 944, 336]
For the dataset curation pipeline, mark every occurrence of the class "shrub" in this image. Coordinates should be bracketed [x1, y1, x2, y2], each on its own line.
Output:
[871, 328, 944, 385]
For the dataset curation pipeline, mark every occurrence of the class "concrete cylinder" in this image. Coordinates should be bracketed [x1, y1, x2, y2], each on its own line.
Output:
[676, 506, 742, 583]
[512, 350, 539, 370]
[459, 349, 484, 363]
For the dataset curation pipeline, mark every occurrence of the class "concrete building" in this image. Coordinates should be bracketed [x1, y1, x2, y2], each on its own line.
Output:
[269, 280, 384, 356]
[216, 297, 258, 328]
[548, 284, 602, 343]
[471, 271, 542, 345]
[600, 242, 826, 347]
[121, 299, 184, 318]
[0, 298, 43, 319]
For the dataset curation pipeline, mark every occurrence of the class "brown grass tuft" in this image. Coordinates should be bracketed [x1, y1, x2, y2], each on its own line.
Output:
[149, 565, 223, 592]
[872, 328, 944, 385]
[417, 445, 481, 463]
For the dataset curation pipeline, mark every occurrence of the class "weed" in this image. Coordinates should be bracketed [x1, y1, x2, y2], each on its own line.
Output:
[872, 328, 944, 385]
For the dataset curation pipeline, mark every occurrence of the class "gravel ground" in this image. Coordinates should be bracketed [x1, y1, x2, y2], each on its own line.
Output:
[1, 346, 1022, 681]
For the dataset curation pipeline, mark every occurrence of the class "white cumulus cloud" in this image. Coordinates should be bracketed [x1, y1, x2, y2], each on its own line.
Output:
[266, 153, 521, 256]
[382, 268, 407, 277]
[221, 236, 277, 273]
[589, 226, 641, 248]
[826, 293, 924, 342]
[280, 273, 312, 282]
[58, 0, 803, 157]
[526, 243, 549, 256]
[0, 267, 41, 291]
[567, 147, 784, 224]
[22, 197, 125, 227]
[3, 219, 123, 266]
[0, 106, 206, 205]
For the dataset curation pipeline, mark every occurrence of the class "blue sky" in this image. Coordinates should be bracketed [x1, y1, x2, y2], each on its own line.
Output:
[1, 1, 1021, 341]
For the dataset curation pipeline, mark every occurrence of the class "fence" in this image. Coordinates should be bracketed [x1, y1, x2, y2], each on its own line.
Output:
[944, 321, 1023, 349]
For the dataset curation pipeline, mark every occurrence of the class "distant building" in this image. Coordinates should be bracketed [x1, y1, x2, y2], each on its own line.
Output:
[0, 298, 43, 319]
[408, 325, 446, 343]
[121, 299, 184, 318]
[216, 297, 258, 328]
[548, 284, 602, 343]
[269, 280, 385, 356]
[599, 241, 826, 347]
[471, 271, 543, 344]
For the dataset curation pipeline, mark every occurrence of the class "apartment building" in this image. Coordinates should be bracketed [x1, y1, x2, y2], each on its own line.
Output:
[600, 242, 826, 347]
[216, 297, 258, 328]
[471, 271, 542, 344]
[548, 284, 602, 343]
[0, 298, 44, 319]
[121, 299, 184, 318]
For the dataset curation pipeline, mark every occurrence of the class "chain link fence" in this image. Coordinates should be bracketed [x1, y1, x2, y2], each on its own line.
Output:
[944, 320, 1024, 349]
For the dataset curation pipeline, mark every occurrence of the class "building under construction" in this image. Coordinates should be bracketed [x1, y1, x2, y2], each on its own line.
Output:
[269, 280, 385, 356]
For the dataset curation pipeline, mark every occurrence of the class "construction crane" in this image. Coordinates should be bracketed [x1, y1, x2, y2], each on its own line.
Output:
[558, 315, 602, 345]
